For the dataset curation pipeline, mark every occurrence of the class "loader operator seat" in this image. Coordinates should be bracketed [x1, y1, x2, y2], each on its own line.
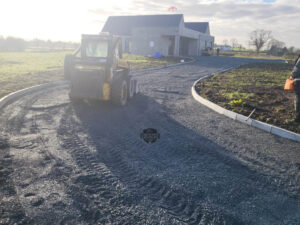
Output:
[84, 41, 108, 58]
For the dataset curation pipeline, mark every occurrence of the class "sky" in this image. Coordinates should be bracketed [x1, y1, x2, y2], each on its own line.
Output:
[0, 0, 299, 48]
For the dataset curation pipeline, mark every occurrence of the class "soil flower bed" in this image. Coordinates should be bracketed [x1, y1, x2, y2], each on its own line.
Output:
[195, 62, 300, 134]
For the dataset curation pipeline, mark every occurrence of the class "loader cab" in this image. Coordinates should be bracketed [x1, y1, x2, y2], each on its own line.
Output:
[82, 38, 108, 59]
[79, 34, 123, 68]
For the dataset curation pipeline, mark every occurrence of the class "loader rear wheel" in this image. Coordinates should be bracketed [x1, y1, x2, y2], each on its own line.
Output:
[64, 55, 74, 80]
[111, 79, 128, 106]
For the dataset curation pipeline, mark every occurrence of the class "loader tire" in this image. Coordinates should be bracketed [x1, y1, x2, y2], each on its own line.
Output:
[111, 78, 128, 106]
[127, 77, 135, 99]
[133, 79, 139, 94]
[64, 55, 74, 80]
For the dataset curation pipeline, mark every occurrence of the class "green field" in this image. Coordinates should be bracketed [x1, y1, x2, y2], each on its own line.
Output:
[0, 51, 69, 98]
[220, 50, 297, 63]
[0, 51, 182, 98]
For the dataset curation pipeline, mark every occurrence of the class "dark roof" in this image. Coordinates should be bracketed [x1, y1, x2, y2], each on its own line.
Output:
[102, 14, 183, 35]
[184, 22, 209, 34]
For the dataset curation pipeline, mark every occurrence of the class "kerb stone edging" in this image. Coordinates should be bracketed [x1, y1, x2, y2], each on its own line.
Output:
[0, 81, 68, 109]
[191, 68, 300, 143]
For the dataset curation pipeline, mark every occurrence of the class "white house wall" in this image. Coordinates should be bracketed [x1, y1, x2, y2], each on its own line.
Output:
[131, 27, 176, 56]
[120, 22, 214, 57]
[180, 27, 199, 39]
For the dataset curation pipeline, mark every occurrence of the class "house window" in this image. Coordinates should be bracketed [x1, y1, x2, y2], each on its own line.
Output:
[149, 41, 154, 47]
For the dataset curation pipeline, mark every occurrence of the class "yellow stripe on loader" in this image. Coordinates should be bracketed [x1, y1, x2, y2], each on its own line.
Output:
[103, 83, 110, 100]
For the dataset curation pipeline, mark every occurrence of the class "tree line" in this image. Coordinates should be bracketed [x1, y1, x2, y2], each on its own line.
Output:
[219, 29, 300, 57]
[0, 36, 79, 52]
[248, 29, 300, 56]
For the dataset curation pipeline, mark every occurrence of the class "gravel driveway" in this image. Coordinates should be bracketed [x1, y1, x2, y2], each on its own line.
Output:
[0, 56, 299, 225]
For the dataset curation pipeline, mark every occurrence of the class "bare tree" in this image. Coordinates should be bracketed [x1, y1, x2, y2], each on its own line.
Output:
[230, 38, 238, 49]
[268, 39, 287, 56]
[288, 46, 295, 53]
[223, 39, 229, 46]
[267, 38, 285, 50]
[238, 44, 245, 50]
[249, 29, 272, 53]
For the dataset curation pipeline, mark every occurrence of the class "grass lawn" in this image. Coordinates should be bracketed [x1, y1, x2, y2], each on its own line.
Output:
[0, 51, 69, 98]
[195, 62, 300, 134]
[0, 51, 184, 99]
[233, 53, 283, 60]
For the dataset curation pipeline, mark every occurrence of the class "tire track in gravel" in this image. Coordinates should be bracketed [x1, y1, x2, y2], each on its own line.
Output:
[0, 91, 45, 225]
[1, 87, 91, 225]
[1, 57, 300, 225]
[56, 102, 244, 224]
[57, 105, 181, 225]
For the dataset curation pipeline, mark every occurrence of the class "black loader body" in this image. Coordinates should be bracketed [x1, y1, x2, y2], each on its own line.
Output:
[64, 33, 138, 106]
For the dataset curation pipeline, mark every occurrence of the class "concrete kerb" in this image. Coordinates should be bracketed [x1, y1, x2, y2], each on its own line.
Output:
[0, 81, 68, 110]
[191, 69, 300, 143]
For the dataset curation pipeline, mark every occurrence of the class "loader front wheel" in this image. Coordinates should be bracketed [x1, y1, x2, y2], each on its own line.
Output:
[111, 79, 128, 106]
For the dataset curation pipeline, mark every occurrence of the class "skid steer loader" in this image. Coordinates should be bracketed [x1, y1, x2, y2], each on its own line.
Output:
[64, 33, 138, 106]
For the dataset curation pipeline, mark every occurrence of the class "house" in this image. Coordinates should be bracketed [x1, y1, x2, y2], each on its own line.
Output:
[101, 14, 214, 56]
[217, 45, 232, 51]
